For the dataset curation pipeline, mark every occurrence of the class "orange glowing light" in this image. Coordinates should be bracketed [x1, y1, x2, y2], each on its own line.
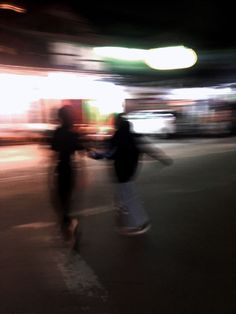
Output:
[0, 3, 26, 13]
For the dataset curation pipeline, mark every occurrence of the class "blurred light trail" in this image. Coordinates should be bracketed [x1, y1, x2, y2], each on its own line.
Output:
[93, 47, 145, 61]
[0, 71, 126, 116]
[144, 46, 197, 70]
[93, 45, 197, 70]
[0, 3, 26, 13]
[166, 87, 232, 100]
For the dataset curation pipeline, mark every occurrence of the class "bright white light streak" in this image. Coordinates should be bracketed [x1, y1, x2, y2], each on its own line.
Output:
[88, 82, 126, 114]
[144, 46, 197, 70]
[212, 88, 232, 96]
[45, 72, 127, 112]
[93, 47, 146, 61]
[166, 87, 232, 100]
[0, 72, 126, 115]
[0, 74, 43, 115]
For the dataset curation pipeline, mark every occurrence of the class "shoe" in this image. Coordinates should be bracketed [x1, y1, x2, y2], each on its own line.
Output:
[116, 222, 151, 236]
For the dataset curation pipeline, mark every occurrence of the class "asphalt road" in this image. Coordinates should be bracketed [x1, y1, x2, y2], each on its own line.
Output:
[0, 137, 236, 314]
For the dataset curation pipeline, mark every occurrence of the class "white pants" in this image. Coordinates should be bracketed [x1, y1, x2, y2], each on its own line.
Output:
[114, 181, 150, 228]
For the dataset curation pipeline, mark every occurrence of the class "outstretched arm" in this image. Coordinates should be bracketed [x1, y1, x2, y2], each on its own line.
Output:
[146, 147, 173, 165]
[139, 136, 173, 166]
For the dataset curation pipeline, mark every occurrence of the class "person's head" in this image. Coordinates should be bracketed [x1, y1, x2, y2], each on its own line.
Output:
[58, 105, 74, 127]
[113, 113, 133, 137]
[114, 113, 126, 130]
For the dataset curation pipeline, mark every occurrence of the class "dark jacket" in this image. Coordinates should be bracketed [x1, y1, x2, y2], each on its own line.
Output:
[51, 126, 79, 164]
[109, 120, 140, 183]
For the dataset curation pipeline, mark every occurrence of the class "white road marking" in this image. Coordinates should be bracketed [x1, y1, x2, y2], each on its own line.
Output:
[55, 250, 108, 300]
[11, 221, 108, 302]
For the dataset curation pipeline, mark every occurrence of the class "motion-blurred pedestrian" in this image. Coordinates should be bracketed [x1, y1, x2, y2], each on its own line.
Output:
[89, 113, 173, 235]
[50, 105, 85, 247]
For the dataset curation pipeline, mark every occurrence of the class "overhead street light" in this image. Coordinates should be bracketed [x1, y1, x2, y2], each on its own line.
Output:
[144, 46, 197, 70]
[93, 45, 198, 70]
[93, 47, 145, 61]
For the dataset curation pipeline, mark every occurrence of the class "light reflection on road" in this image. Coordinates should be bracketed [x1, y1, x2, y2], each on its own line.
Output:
[1, 139, 236, 173]
[0, 145, 50, 171]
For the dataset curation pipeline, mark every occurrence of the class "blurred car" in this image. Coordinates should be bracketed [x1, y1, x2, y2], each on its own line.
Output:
[124, 109, 176, 138]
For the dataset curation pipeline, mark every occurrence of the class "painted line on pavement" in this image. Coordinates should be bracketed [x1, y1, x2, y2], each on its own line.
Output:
[11, 221, 109, 303]
[55, 250, 108, 301]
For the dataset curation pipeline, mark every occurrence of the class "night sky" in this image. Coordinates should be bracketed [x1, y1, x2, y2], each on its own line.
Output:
[20, 0, 235, 50]
[71, 1, 235, 50]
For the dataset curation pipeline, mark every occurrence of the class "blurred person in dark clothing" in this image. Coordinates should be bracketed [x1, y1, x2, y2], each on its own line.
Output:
[50, 105, 84, 247]
[89, 113, 173, 235]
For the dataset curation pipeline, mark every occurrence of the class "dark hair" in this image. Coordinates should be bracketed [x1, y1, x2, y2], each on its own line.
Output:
[114, 113, 125, 129]
[58, 105, 73, 127]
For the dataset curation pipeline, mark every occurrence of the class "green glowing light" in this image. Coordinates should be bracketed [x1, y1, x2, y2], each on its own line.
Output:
[93, 47, 146, 61]
[93, 45, 198, 70]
